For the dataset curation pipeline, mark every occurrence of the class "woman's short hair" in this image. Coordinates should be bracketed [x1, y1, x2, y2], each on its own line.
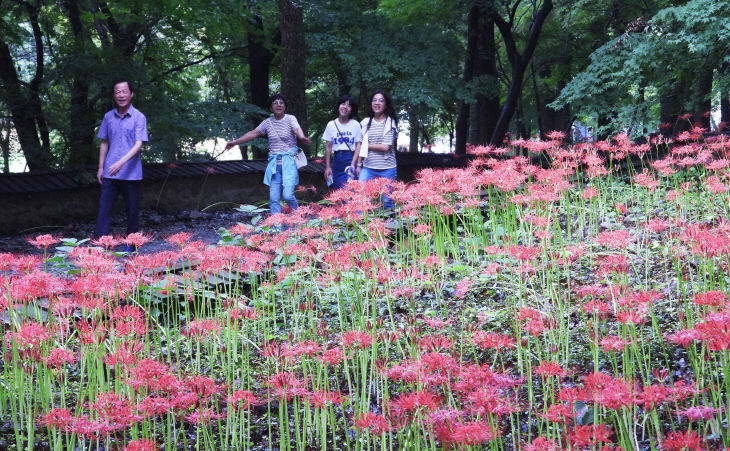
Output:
[268, 93, 287, 107]
[335, 94, 357, 119]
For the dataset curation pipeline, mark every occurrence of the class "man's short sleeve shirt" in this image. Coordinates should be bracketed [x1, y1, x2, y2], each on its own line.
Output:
[98, 105, 148, 180]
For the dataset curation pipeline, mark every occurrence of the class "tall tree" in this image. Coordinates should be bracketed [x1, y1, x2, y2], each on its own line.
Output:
[489, 0, 553, 144]
[0, 0, 52, 170]
[277, 0, 307, 136]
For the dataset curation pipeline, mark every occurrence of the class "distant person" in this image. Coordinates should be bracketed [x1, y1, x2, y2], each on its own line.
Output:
[323, 94, 362, 189]
[224, 94, 311, 214]
[93, 79, 148, 249]
[357, 89, 398, 209]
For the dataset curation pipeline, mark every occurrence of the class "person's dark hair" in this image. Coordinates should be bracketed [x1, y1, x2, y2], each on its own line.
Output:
[366, 89, 397, 124]
[335, 94, 357, 119]
[111, 78, 134, 92]
[268, 93, 287, 109]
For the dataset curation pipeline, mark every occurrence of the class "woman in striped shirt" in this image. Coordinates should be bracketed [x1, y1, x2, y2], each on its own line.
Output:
[224, 94, 311, 214]
[356, 90, 398, 209]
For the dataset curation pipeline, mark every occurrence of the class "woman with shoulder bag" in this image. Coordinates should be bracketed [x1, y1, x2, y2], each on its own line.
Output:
[323, 94, 362, 189]
[356, 89, 398, 209]
[224, 93, 311, 214]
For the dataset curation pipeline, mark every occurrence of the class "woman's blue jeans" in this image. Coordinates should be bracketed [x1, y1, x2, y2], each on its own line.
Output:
[358, 166, 397, 210]
[270, 162, 298, 214]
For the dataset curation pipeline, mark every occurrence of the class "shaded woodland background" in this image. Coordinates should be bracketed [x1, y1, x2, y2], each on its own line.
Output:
[0, 0, 728, 172]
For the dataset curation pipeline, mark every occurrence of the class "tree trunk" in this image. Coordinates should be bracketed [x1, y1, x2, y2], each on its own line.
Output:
[277, 0, 308, 140]
[409, 109, 419, 152]
[455, 3, 480, 154]
[693, 68, 713, 129]
[1, 116, 10, 173]
[0, 39, 50, 171]
[63, 0, 97, 168]
[471, 2, 499, 145]
[248, 14, 273, 112]
[722, 96, 730, 129]
[248, 14, 275, 159]
[490, 0, 553, 145]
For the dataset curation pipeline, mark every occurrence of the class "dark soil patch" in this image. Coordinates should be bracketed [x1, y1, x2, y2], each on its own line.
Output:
[0, 208, 252, 255]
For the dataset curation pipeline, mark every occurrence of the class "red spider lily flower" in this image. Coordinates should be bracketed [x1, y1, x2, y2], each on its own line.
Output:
[597, 254, 630, 275]
[290, 340, 323, 357]
[139, 396, 173, 417]
[354, 412, 391, 435]
[632, 169, 659, 191]
[676, 405, 719, 422]
[538, 403, 575, 424]
[26, 234, 61, 249]
[534, 360, 565, 377]
[581, 186, 598, 200]
[693, 310, 730, 351]
[229, 307, 257, 322]
[665, 329, 700, 347]
[418, 334, 453, 352]
[127, 359, 172, 393]
[7, 321, 50, 362]
[570, 423, 613, 448]
[104, 341, 144, 369]
[524, 437, 561, 451]
[205, 166, 215, 174]
[267, 371, 310, 401]
[91, 235, 121, 250]
[643, 218, 670, 233]
[77, 319, 107, 345]
[466, 384, 518, 417]
[125, 439, 157, 451]
[595, 229, 633, 249]
[637, 384, 670, 410]
[454, 278, 473, 298]
[111, 305, 147, 336]
[124, 232, 152, 248]
[472, 331, 516, 351]
[320, 347, 344, 366]
[662, 429, 706, 451]
[341, 330, 373, 349]
[390, 390, 441, 414]
[435, 420, 496, 446]
[186, 408, 225, 425]
[670, 380, 702, 401]
[307, 390, 344, 409]
[187, 375, 221, 401]
[165, 231, 193, 248]
[600, 336, 633, 353]
[261, 340, 293, 363]
[692, 291, 725, 307]
[91, 391, 141, 429]
[38, 408, 75, 429]
[582, 372, 637, 410]
[44, 348, 75, 369]
[183, 318, 221, 341]
[228, 390, 257, 410]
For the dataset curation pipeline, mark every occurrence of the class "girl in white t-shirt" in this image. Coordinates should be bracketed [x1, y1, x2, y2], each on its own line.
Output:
[323, 94, 362, 189]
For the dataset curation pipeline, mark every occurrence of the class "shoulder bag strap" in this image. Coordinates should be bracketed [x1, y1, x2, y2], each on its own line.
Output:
[333, 121, 353, 152]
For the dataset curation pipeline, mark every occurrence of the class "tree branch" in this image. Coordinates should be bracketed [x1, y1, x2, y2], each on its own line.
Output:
[150, 47, 247, 83]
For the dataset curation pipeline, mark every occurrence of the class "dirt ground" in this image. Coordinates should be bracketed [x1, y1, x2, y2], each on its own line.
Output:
[0, 208, 252, 256]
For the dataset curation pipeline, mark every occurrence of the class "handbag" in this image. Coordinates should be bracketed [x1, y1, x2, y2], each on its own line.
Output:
[294, 149, 307, 168]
